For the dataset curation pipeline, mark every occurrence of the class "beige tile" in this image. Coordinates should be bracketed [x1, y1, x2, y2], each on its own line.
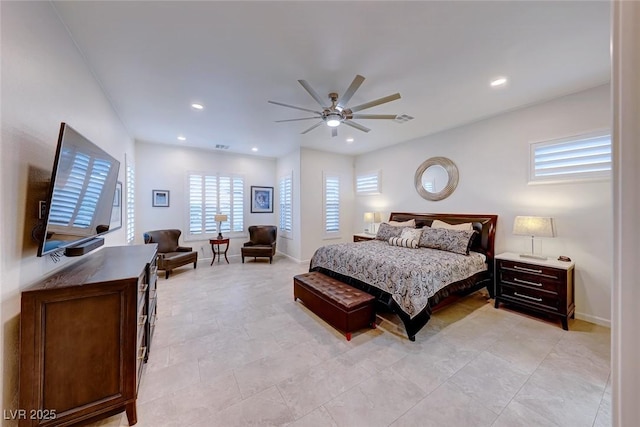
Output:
[448, 351, 530, 414]
[277, 353, 371, 419]
[324, 368, 426, 427]
[136, 359, 200, 404]
[487, 327, 560, 374]
[191, 386, 295, 427]
[390, 382, 498, 427]
[284, 406, 338, 427]
[492, 400, 561, 427]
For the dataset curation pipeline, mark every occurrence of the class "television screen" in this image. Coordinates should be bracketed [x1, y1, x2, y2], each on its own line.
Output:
[37, 123, 120, 257]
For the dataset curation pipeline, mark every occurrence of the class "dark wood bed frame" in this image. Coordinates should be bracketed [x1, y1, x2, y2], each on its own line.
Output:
[311, 212, 498, 341]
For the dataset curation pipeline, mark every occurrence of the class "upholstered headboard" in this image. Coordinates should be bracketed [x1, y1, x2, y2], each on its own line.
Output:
[387, 212, 498, 261]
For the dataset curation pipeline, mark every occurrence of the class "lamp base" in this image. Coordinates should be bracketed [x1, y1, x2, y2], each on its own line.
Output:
[217, 233, 224, 240]
[519, 253, 547, 261]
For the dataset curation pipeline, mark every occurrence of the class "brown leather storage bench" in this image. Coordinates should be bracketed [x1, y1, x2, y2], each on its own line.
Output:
[293, 272, 376, 341]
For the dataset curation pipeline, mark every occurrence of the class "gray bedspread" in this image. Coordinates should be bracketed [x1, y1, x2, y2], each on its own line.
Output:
[310, 240, 487, 318]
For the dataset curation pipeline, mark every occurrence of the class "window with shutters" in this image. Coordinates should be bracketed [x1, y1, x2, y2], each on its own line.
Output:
[356, 170, 381, 195]
[323, 172, 340, 238]
[187, 172, 244, 240]
[126, 161, 135, 244]
[279, 172, 293, 239]
[529, 130, 611, 183]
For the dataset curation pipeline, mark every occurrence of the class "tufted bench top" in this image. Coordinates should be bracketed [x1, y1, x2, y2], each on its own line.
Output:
[294, 272, 374, 311]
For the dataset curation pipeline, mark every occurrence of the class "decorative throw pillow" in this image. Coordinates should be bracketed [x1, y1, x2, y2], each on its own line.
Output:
[400, 227, 423, 242]
[431, 219, 473, 231]
[418, 228, 477, 255]
[388, 237, 419, 249]
[375, 222, 405, 241]
[388, 219, 416, 228]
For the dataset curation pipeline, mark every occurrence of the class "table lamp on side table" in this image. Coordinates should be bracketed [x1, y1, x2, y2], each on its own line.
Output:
[215, 214, 228, 240]
[512, 215, 555, 260]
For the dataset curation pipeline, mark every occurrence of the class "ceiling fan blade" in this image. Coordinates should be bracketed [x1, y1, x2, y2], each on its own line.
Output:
[331, 128, 338, 138]
[350, 114, 398, 120]
[275, 117, 321, 123]
[298, 80, 327, 107]
[343, 120, 371, 133]
[337, 74, 365, 109]
[349, 93, 401, 113]
[268, 100, 321, 115]
[301, 121, 324, 134]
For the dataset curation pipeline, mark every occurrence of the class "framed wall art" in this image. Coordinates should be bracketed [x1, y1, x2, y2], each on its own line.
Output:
[250, 186, 273, 213]
[152, 189, 170, 207]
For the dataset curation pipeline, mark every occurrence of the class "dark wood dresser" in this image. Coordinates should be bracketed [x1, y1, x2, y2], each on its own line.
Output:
[18, 245, 157, 426]
[494, 252, 575, 330]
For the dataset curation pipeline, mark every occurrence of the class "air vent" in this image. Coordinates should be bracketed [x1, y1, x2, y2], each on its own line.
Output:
[394, 114, 414, 124]
[215, 144, 230, 150]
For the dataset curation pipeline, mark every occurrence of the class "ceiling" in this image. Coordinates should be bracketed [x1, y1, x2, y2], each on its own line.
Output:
[52, 1, 611, 158]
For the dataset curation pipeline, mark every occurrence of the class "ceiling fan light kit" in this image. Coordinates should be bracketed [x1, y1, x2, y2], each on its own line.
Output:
[269, 75, 403, 137]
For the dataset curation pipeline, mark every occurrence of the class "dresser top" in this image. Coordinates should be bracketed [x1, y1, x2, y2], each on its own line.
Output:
[496, 251, 575, 269]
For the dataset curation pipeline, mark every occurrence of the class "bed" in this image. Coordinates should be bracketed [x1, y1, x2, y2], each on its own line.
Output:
[309, 212, 497, 341]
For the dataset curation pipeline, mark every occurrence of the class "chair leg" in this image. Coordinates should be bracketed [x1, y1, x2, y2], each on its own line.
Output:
[269, 257, 272, 264]
[165, 270, 170, 279]
[193, 261, 197, 269]
[242, 256, 244, 263]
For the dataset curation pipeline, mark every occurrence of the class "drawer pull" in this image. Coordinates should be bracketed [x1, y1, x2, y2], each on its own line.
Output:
[513, 265, 543, 274]
[139, 284, 148, 293]
[514, 292, 543, 302]
[514, 278, 543, 287]
[138, 314, 147, 326]
[138, 346, 147, 360]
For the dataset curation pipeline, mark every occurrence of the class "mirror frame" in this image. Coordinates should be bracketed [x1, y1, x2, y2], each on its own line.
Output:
[414, 156, 459, 201]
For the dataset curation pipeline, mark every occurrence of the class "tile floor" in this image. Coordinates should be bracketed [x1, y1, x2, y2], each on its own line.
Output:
[90, 255, 610, 427]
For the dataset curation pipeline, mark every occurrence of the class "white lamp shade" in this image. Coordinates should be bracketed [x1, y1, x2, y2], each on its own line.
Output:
[373, 212, 382, 223]
[363, 212, 374, 222]
[513, 216, 555, 237]
[214, 214, 228, 222]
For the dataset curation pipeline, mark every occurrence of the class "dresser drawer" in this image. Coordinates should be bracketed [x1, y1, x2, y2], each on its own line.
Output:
[499, 284, 561, 312]
[498, 260, 563, 280]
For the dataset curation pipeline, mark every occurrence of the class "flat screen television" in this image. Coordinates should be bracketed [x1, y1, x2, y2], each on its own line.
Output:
[37, 123, 120, 257]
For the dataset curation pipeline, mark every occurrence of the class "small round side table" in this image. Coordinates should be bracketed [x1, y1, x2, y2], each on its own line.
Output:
[209, 238, 230, 265]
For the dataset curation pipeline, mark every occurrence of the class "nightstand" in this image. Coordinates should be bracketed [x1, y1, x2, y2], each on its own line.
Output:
[353, 233, 376, 242]
[494, 252, 575, 330]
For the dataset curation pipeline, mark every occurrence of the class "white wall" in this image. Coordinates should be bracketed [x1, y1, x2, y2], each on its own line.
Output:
[135, 141, 277, 259]
[0, 1, 134, 419]
[354, 84, 612, 325]
[299, 148, 355, 261]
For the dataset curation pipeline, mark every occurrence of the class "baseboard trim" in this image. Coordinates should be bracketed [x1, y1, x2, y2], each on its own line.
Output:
[575, 311, 611, 328]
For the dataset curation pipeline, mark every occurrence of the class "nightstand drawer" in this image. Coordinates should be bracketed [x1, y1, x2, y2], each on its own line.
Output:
[499, 284, 560, 312]
[498, 260, 563, 281]
[499, 269, 561, 294]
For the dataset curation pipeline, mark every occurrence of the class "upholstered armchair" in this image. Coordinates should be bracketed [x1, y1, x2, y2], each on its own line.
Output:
[143, 229, 197, 279]
[241, 225, 277, 264]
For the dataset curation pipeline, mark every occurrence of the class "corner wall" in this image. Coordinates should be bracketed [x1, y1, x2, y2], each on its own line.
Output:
[135, 141, 277, 258]
[354, 84, 612, 325]
[0, 1, 134, 421]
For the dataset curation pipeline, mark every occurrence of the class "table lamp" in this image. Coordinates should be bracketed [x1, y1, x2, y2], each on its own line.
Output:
[215, 214, 228, 240]
[364, 212, 382, 234]
[512, 216, 555, 260]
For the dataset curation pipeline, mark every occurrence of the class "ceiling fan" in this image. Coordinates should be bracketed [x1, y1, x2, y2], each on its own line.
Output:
[268, 75, 401, 137]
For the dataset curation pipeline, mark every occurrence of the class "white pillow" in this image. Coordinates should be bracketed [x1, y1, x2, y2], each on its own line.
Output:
[388, 219, 416, 228]
[400, 227, 423, 242]
[431, 219, 473, 231]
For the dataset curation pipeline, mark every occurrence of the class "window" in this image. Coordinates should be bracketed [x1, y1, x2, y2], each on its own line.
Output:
[356, 170, 380, 195]
[530, 131, 611, 183]
[187, 172, 244, 239]
[126, 161, 135, 244]
[323, 173, 340, 237]
[279, 172, 292, 238]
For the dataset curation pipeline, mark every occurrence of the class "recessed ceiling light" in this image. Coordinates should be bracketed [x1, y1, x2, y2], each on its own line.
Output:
[346, 138, 354, 143]
[251, 147, 258, 152]
[490, 77, 508, 87]
[191, 103, 204, 110]
[177, 135, 186, 141]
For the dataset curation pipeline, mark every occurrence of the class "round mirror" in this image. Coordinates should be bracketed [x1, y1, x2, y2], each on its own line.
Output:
[414, 157, 459, 201]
